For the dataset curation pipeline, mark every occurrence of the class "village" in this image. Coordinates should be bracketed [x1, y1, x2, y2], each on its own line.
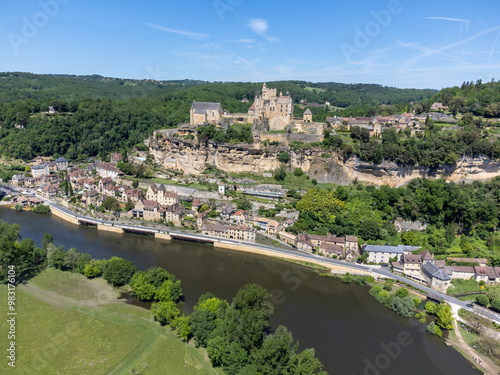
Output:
[4, 84, 500, 295]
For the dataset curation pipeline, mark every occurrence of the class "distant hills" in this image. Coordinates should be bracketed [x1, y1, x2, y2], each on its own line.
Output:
[0, 72, 436, 107]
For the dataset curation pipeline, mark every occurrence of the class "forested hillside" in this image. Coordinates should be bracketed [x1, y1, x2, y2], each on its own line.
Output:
[416, 79, 500, 117]
[0, 72, 437, 161]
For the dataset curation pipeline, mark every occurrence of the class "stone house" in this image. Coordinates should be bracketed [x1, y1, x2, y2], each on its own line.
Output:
[190, 101, 222, 125]
[278, 231, 297, 246]
[318, 242, 344, 258]
[11, 174, 25, 187]
[31, 164, 50, 178]
[55, 157, 68, 170]
[297, 233, 314, 252]
[165, 203, 186, 226]
[81, 190, 99, 206]
[146, 184, 178, 206]
[303, 108, 312, 122]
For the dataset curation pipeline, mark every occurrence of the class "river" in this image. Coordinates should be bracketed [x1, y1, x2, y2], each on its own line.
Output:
[1, 207, 481, 375]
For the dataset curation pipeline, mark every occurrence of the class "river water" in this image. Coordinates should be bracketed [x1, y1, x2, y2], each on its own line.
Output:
[1, 207, 480, 375]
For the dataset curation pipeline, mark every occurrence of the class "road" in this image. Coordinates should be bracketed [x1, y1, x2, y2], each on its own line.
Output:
[7, 185, 500, 325]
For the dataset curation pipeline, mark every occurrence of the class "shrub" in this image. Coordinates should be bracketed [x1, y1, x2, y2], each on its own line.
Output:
[426, 321, 442, 337]
[395, 288, 410, 298]
[475, 294, 489, 307]
[341, 275, 352, 283]
[32, 204, 51, 214]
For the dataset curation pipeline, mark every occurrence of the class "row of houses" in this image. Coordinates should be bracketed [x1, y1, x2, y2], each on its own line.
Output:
[287, 233, 360, 260]
[384, 247, 500, 293]
[201, 223, 257, 242]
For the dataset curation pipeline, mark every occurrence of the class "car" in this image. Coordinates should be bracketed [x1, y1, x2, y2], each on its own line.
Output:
[466, 303, 474, 308]
[495, 314, 500, 319]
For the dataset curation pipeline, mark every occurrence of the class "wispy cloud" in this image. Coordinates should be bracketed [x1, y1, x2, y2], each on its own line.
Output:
[234, 38, 256, 44]
[247, 18, 280, 43]
[424, 16, 470, 33]
[145, 23, 209, 40]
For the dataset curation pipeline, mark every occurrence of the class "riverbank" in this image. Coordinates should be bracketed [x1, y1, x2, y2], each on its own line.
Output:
[0, 268, 219, 375]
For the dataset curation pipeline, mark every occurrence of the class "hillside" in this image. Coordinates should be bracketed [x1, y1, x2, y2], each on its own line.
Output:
[0, 72, 437, 161]
[417, 79, 500, 118]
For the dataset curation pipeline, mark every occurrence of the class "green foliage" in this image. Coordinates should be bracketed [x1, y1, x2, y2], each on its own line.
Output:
[101, 196, 121, 213]
[293, 167, 304, 177]
[0, 221, 47, 283]
[203, 283, 326, 374]
[14, 204, 23, 212]
[274, 164, 287, 181]
[176, 315, 192, 342]
[83, 261, 103, 278]
[391, 296, 415, 317]
[491, 299, 500, 312]
[426, 321, 442, 337]
[151, 300, 180, 326]
[341, 275, 352, 283]
[435, 304, 455, 330]
[475, 294, 490, 307]
[278, 151, 290, 164]
[32, 204, 50, 214]
[102, 256, 137, 286]
[425, 301, 437, 314]
[235, 197, 252, 211]
[395, 288, 410, 299]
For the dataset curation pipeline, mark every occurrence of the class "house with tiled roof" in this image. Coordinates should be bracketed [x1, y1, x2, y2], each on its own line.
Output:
[297, 233, 314, 252]
[165, 203, 186, 226]
[278, 231, 297, 246]
[319, 242, 344, 258]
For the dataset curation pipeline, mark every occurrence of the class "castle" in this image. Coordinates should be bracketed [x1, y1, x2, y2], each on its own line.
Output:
[248, 83, 293, 130]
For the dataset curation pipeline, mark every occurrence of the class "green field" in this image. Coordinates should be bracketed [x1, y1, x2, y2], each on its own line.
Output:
[0, 269, 220, 375]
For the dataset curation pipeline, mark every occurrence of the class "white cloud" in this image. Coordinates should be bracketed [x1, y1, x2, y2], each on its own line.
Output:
[145, 23, 209, 40]
[247, 18, 280, 43]
[247, 19, 268, 35]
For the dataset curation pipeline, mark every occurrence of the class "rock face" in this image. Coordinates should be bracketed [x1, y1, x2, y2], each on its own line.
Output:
[148, 137, 500, 187]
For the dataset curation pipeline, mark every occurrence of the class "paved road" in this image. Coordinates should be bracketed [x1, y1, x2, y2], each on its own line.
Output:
[11, 187, 500, 325]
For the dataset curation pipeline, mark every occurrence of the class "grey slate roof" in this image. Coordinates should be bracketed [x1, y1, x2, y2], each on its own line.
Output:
[191, 101, 221, 114]
[422, 262, 451, 281]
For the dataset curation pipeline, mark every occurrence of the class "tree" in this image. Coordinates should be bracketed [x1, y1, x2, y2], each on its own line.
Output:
[83, 260, 103, 278]
[125, 198, 134, 211]
[176, 315, 191, 341]
[358, 219, 380, 241]
[426, 321, 442, 337]
[253, 325, 294, 375]
[102, 257, 137, 286]
[277, 151, 290, 164]
[476, 294, 489, 307]
[101, 196, 121, 213]
[274, 164, 287, 181]
[130, 272, 156, 300]
[151, 300, 179, 326]
[294, 167, 304, 177]
[42, 232, 54, 249]
[236, 197, 252, 211]
[156, 279, 183, 303]
[391, 296, 415, 317]
[435, 304, 454, 330]
[395, 288, 410, 298]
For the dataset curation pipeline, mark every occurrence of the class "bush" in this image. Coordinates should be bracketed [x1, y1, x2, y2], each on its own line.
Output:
[475, 294, 489, 307]
[15, 204, 23, 212]
[293, 167, 304, 177]
[341, 275, 352, 283]
[32, 204, 51, 214]
[426, 321, 442, 337]
[425, 301, 437, 314]
[102, 257, 138, 286]
[391, 296, 415, 317]
[396, 288, 410, 298]
[277, 152, 290, 164]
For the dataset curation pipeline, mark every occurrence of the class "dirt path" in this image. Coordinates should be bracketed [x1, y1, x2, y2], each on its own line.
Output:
[452, 319, 497, 375]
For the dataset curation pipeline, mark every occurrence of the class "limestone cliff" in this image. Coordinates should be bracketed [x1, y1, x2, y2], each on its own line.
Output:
[147, 137, 500, 187]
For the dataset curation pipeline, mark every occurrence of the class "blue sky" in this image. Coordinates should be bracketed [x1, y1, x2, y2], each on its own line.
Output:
[1, 0, 499, 89]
